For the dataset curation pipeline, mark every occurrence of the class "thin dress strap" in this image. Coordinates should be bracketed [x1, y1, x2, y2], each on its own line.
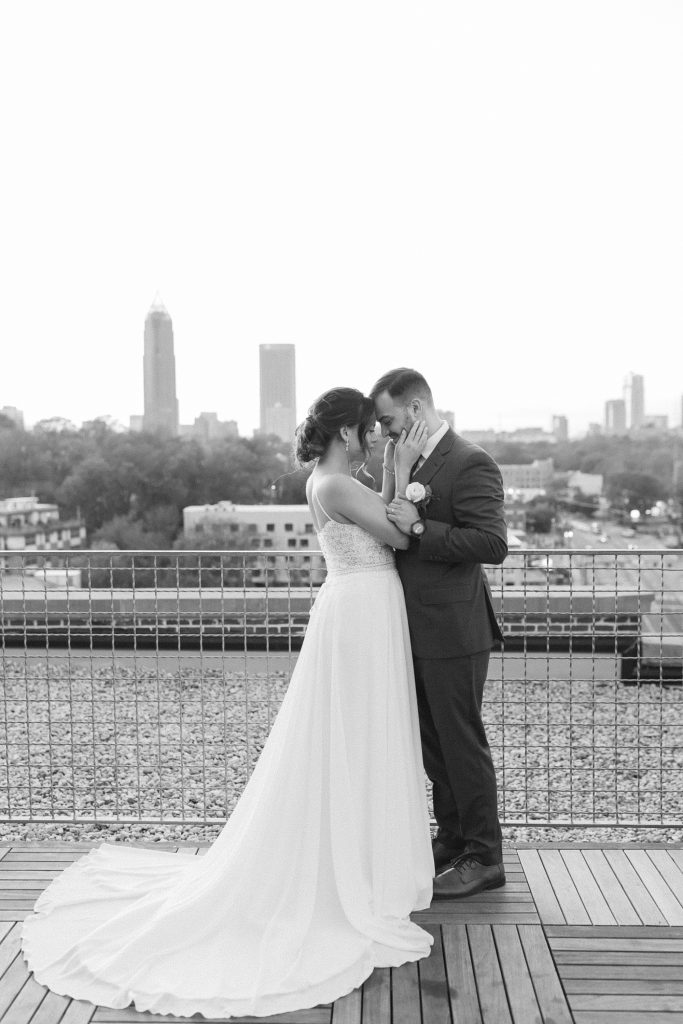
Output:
[311, 489, 334, 530]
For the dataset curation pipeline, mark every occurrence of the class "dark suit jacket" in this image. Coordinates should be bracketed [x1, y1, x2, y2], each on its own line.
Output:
[395, 429, 507, 659]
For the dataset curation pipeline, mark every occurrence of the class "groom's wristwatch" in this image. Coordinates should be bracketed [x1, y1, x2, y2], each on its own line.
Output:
[410, 520, 425, 538]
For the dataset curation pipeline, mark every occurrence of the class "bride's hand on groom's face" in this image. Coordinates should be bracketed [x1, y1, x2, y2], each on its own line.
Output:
[394, 420, 429, 473]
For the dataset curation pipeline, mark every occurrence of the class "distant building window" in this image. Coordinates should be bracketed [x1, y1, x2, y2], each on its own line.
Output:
[304, 523, 314, 534]
[250, 537, 260, 548]
[230, 524, 239, 533]
[287, 538, 297, 548]
[263, 538, 273, 548]
[247, 523, 258, 533]
[266, 523, 275, 532]
[285, 523, 293, 532]
[300, 538, 309, 548]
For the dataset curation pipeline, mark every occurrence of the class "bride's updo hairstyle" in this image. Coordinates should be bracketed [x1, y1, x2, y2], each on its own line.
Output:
[295, 387, 376, 467]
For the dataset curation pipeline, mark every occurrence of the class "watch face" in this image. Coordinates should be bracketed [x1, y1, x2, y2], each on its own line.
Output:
[412, 521, 425, 536]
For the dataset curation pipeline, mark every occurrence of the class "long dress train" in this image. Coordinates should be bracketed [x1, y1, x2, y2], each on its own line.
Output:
[21, 497, 434, 1019]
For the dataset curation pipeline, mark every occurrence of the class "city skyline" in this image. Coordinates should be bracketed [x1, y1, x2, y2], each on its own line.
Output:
[1, 3, 682, 437]
[4, 331, 682, 439]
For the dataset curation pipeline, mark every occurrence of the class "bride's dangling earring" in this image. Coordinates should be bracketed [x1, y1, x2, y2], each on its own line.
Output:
[345, 435, 350, 473]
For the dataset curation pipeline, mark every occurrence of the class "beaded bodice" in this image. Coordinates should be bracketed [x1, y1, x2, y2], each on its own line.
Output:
[317, 520, 395, 575]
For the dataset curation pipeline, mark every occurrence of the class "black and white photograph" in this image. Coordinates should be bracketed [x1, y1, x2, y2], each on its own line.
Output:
[1, 2, 683, 1021]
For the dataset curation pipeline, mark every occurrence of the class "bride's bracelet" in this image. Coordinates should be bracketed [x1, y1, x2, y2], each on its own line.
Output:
[382, 464, 395, 475]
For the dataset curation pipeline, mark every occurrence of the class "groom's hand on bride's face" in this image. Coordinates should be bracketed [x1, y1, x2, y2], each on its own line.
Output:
[386, 497, 420, 535]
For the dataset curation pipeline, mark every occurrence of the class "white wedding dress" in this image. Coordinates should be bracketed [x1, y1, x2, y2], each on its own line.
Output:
[21, 489, 434, 1019]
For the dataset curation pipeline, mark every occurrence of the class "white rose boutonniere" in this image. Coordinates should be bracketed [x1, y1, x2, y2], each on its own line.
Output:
[405, 482, 427, 503]
[404, 482, 434, 515]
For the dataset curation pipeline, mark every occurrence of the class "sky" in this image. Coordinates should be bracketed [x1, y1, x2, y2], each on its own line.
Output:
[1, 0, 682, 437]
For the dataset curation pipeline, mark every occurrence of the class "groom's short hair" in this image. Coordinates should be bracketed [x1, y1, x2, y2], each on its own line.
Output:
[369, 368, 433, 405]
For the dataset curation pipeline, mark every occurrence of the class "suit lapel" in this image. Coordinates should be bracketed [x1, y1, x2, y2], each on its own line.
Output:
[412, 428, 456, 487]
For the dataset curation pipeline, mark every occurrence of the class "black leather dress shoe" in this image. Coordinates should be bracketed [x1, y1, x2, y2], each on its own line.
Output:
[432, 855, 506, 900]
[432, 837, 465, 874]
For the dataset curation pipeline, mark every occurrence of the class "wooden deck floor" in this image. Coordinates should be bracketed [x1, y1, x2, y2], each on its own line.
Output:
[1, 843, 683, 1023]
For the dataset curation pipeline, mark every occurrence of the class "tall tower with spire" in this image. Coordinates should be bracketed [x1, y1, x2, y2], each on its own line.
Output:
[143, 296, 179, 437]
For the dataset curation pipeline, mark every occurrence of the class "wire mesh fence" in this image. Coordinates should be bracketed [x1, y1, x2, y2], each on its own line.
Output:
[1, 547, 681, 827]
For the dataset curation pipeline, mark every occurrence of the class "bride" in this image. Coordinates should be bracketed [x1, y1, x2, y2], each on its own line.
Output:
[21, 387, 435, 1019]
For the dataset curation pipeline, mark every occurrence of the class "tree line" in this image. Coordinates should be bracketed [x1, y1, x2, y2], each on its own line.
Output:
[1, 419, 681, 551]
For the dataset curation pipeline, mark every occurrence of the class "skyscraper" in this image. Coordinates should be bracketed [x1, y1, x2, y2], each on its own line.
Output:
[259, 344, 296, 442]
[605, 399, 627, 435]
[624, 372, 645, 431]
[143, 297, 179, 436]
[552, 415, 569, 442]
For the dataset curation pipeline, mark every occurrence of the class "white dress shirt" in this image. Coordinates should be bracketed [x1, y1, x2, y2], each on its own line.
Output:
[414, 420, 449, 471]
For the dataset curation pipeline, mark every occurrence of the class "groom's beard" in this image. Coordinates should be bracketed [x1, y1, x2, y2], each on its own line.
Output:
[388, 411, 418, 442]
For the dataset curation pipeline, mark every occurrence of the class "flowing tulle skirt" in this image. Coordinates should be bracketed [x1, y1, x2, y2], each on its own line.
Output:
[22, 564, 434, 1019]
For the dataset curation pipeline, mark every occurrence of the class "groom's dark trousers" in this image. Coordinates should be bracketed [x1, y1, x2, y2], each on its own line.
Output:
[395, 428, 507, 867]
[413, 651, 501, 865]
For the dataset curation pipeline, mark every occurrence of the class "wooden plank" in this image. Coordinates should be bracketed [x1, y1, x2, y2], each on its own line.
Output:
[362, 968, 390, 1024]
[0, 869, 60, 877]
[60, 1002, 99, 1024]
[452, 888, 534, 901]
[518, 925, 574, 1024]
[442, 924, 482, 1024]
[3, 971, 47, 1022]
[603, 850, 668, 925]
[625, 850, 683, 925]
[0, 912, 29, 922]
[560, 964, 683, 979]
[491, 925, 542, 1024]
[538, 850, 591, 924]
[417, 924, 449, 1024]
[416, 913, 540, 926]
[558, 851, 617, 925]
[389, 962, 421, 1024]
[647, 850, 683, 905]
[467, 925, 512, 1024]
[331, 984, 361, 1024]
[0, 923, 21, 977]
[422, 903, 536, 917]
[570, 850, 641, 926]
[514, 842, 683, 849]
[0, 955, 31, 1019]
[29, 990, 72, 1024]
[0, 844, 94, 853]
[94, 1010, 329, 1023]
[0, 924, 12, 945]
[0, 852, 7, 864]
[573, 1014, 683, 1024]
[569, 994, 683, 1010]
[0, 878, 51, 890]
[545, 925, 683, 938]
[517, 850, 565, 924]
[670, 849, 683, 873]
[0, 856, 86, 864]
[550, 936, 683, 952]
[554, 951, 683, 966]
[564, 978, 683, 994]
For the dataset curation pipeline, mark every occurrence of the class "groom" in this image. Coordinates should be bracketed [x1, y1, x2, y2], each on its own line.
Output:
[371, 368, 508, 899]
